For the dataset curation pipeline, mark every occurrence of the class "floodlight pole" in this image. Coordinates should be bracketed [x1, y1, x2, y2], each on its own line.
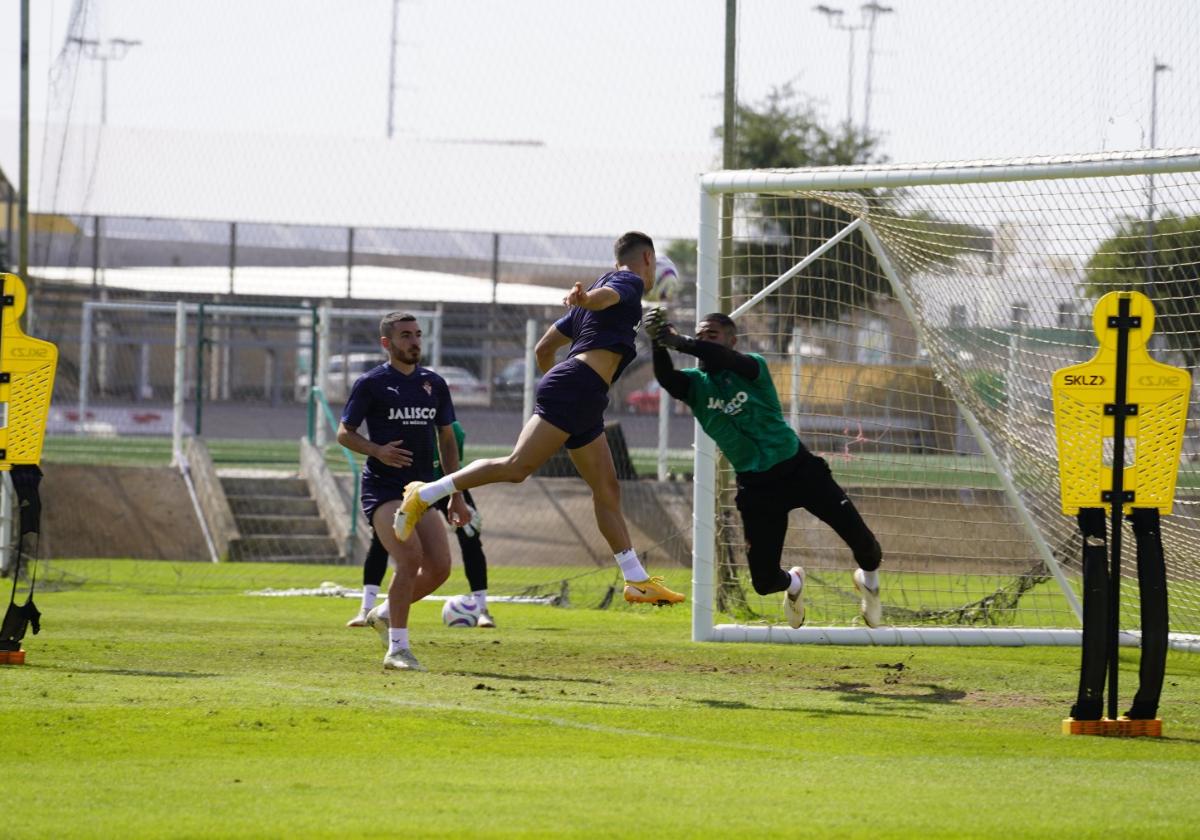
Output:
[861, 2, 893, 135]
[69, 36, 142, 126]
[1145, 58, 1170, 299]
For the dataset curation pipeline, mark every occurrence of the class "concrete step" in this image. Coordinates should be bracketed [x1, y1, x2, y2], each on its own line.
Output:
[235, 515, 331, 537]
[221, 476, 311, 498]
[228, 496, 319, 517]
[228, 535, 341, 563]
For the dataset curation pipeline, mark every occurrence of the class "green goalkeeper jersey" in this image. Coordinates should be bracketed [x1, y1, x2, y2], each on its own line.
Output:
[431, 420, 466, 479]
[681, 353, 799, 474]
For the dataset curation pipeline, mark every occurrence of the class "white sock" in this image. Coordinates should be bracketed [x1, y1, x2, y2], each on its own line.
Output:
[472, 590, 488, 611]
[787, 569, 804, 596]
[419, 475, 458, 504]
[375, 600, 390, 621]
[360, 584, 380, 612]
[615, 549, 649, 582]
[861, 569, 879, 591]
[388, 627, 409, 652]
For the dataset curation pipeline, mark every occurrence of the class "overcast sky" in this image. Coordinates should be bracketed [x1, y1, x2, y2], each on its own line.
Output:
[2, 0, 1198, 236]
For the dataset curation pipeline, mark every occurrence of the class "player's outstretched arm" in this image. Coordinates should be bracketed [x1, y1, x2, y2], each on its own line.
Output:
[644, 307, 758, 380]
[564, 281, 621, 311]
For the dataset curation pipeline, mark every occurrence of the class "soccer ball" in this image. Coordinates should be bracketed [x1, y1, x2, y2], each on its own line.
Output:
[441, 594, 482, 628]
[646, 255, 681, 303]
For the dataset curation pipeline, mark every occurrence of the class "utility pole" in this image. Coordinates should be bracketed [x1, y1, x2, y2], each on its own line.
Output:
[18, 0, 30, 284]
[814, 3, 893, 130]
[69, 36, 142, 126]
[721, 0, 737, 306]
[1145, 58, 1170, 299]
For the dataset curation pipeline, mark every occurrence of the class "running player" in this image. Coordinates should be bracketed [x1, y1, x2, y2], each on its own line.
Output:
[336, 312, 470, 671]
[392, 231, 685, 606]
[646, 309, 884, 628]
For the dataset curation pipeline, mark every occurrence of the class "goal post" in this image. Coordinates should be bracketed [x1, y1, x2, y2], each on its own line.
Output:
[693, 148, 1200, 648]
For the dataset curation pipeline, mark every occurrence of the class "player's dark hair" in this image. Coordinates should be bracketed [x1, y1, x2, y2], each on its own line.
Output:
[699, 312, 737, 333]
[380, 311, 418, 338]
[614, 231, 655, 264]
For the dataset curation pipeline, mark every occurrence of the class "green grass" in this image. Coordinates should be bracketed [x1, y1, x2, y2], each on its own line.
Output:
[4, 560, 1200, 838]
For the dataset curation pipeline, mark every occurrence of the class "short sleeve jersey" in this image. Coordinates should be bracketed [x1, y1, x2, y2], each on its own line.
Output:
[552, 269, 643, 383]
[680, 354, 800, 474]
[341, 364, 456, 486]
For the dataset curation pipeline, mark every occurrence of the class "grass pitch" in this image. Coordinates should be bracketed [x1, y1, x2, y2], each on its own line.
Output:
[4, 560, 1200, 839]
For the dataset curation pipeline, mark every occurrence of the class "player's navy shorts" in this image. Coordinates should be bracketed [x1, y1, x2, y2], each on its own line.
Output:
[360, 477, 408, 526]
[534, 357, 609, 449]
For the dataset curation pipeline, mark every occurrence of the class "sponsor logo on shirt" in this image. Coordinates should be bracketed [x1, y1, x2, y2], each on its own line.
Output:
[706, 391, 749, 416]
[388, 406, 438, 421]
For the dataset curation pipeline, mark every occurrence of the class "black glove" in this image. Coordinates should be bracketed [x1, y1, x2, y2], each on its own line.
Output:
[644, 307, 684, 348]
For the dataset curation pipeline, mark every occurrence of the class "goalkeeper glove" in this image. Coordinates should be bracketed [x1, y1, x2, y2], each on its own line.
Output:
[644, 307, 684, 348]
[459, 504, 483, 538]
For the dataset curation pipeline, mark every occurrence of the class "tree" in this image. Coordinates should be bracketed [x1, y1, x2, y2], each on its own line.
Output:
[715, 84, 985, 329]
[1084, 213, 1200, 367]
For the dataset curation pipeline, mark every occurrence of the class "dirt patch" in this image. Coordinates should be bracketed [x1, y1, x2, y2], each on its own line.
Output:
[40, 464, 210, 561]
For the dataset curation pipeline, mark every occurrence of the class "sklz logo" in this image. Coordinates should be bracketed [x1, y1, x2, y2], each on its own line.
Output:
[707, 391, 749, 416]
[388, 407, 437, 421]
[1138, 375, 1181, 387]
[1063, 374, 1106, 386]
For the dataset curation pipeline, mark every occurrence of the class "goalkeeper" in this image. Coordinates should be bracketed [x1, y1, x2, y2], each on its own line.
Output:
[645, 309, 884, 627]
[346, 419, 495, 629]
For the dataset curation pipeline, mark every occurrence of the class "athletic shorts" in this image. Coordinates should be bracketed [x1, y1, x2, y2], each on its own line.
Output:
[534, 357, 609, 449]
[360, 478, 407, 526]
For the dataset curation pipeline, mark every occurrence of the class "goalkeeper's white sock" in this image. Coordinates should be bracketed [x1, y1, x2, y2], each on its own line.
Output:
[360, 584, 380, 612]
[388, 627, 409, 652]
[472, 590, 488, 611]
[787, 569, 804, 596]
[861, 569, 880, 591]
[615, 549, 649, 582]
[418, 476, 458, 504]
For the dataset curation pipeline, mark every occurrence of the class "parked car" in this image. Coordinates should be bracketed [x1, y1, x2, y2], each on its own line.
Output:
[303, 352, 386, 404]
[438, 365, 489, 407]
[625, 379, 664, 415]
[493, 359, 542, 402]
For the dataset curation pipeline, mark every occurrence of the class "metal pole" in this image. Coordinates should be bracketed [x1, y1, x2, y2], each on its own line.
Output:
[387, 0, 400, 139]
[78, 303, 92, 432]
[228, 222, 237, 295]
[523, 318, 536, 420]
[18, 0, 30, 283]
[316, 303, 331, 446]
[845, 27, 856, 126]
[195, 303, 206, 435]
[92, 216, 102, 294]
[1106, 295, 1134, 722]
[721, 0, 737, 306]
[346, 227, 355, 299]
[173, 301, 186, 463]
[862, 3, 894, 135]
[1145, 59, 1169, 300]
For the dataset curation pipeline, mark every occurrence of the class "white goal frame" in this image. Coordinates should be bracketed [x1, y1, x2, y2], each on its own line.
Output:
[692, 148, 1200, 648]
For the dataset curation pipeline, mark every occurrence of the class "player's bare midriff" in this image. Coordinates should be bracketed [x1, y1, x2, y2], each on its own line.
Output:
[572, 348, 622, 386]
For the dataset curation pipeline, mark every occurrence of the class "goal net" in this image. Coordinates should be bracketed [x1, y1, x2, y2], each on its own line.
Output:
[692, 148, 1200, 648]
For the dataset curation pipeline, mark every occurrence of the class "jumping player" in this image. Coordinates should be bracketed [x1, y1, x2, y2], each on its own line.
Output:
[392, 231, 685, 606]
[646, 309, 884, 628]
[336, 312, 470, 671]
[345, 419, 495, 629]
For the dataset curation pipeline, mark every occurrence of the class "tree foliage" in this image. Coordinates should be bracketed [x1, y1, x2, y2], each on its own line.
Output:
[715, 84, 985, 327]
[1084, 213, 1200, 366]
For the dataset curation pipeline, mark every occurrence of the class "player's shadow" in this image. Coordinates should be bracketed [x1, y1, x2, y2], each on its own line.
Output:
[449, 670, 609, 686]
[687, 696, 924, 719]
[814, 680, 967, 704]
[48, 665, 219, 679]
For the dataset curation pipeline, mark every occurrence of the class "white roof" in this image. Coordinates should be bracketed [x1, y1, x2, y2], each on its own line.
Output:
[33, 264, 568, 306]
[2, 122, 712, 240]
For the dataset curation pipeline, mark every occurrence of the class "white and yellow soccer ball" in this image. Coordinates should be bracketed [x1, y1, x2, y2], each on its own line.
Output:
[646, 255, 682, 303]
[441, 594, 482, 628]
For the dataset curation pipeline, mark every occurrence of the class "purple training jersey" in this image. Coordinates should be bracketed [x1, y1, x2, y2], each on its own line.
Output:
[552, 269, 643, 383]
[341, 363, 456, 489]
